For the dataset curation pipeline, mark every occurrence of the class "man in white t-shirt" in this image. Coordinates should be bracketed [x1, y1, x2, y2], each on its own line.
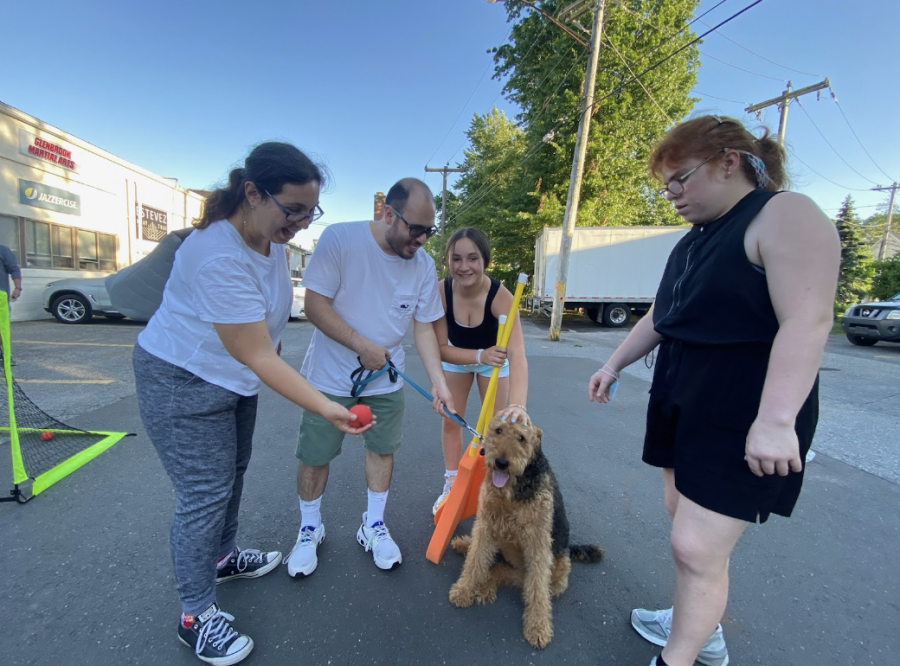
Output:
[286, 178, 453, 576]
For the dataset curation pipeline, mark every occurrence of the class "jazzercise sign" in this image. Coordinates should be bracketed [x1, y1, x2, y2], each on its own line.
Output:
[18, 179, 81, 216]
[19, 129, 77, 171]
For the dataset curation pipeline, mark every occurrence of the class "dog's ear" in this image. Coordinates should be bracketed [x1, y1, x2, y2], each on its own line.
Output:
[532, 426, 543, 442]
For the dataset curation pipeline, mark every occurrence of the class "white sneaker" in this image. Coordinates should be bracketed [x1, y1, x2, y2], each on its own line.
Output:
[356, 512, 402, 570]
[432, 475, 455, 515]
[631, 607, 729, 666]
[285, 524, 325, 578]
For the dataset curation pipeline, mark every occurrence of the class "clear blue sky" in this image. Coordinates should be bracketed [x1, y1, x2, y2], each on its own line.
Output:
[2, 0, 897, 249]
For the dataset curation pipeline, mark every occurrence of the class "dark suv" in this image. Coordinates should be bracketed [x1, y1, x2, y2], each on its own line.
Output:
[840, 292, 900, 346]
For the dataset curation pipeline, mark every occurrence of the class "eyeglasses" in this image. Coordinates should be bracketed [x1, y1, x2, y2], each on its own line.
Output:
[657, 148, 726, 198]
[265, 190, 324, 224]
[389, 205, 438, 239]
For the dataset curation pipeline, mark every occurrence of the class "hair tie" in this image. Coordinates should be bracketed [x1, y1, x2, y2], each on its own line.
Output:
[742, 152, 770, 189]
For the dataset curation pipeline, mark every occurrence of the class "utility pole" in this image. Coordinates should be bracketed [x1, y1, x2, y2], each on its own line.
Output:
[425, 165, 467, 233]
[745, 78, 830, 146]
[548, 0, 605, 341]
[872, 182, 898, 261]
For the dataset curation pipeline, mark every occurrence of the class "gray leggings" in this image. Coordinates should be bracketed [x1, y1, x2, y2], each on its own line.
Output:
[133, 343, 257, 615]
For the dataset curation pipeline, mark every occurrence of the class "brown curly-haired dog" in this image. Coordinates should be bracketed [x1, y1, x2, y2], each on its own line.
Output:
[448, 414, 603, 648]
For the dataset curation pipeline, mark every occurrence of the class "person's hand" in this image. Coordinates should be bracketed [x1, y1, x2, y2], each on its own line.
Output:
[359, 342, 389, 371]
[323, 401, 375, 436]
[431, 381, 456, 417]
[745, 417, 802, 477]
[588, 364, 619, 403]
[10, 287, 21, 302]
[499, 404, 529, 425]
[480, 346, 507, 367]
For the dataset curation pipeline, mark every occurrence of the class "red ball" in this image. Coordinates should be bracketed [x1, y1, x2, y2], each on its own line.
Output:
[40, 431, 53, 441]
[349, 404, 372, 427]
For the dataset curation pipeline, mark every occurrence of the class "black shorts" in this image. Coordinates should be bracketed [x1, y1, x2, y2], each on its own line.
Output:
[643, 339, 819, 524]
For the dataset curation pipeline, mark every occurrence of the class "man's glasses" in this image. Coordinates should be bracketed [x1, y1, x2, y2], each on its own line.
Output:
[389, 205, 438, 239]
[658, 148, 726, 198]
[265, 190, 324, 224]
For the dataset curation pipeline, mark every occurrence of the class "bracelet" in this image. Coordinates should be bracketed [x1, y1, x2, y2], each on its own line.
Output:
[599, 364, 620, 381]
[508, 404, 527, 412]
[476, 349, 483, 364]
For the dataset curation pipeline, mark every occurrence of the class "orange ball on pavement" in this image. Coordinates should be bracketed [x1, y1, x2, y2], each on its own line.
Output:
[40, 431, 53, 441]
[349, 404, 372, 427]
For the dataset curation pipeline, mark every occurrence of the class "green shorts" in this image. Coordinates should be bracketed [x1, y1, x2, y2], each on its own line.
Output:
[296, 389, 405, 466]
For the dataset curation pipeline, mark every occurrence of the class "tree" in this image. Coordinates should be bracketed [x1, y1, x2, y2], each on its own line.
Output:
[834, 196, 875, 315]
[490, 0, 700, 226]
[447, 1, 701, 288]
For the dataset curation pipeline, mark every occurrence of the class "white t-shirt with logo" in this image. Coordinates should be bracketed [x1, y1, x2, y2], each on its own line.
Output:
[137, 220, 292, 396]
[300, 221, 443, 397]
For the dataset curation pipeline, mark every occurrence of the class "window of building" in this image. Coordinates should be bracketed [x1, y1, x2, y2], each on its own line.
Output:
[0, 215, 19, 262]
[20, 219, 116, 272]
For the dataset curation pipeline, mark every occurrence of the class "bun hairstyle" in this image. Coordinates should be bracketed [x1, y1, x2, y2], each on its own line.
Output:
[648, 115, 787, 192]
[196, 142, 324, 229]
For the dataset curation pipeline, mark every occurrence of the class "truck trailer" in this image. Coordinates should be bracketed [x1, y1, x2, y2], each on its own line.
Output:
[531, 225, 690, 327]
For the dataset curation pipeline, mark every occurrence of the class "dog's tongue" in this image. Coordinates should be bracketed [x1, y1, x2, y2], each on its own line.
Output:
[492, 470, 509, 488]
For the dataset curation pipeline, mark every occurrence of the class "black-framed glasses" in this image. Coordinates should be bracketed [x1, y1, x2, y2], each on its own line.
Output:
[657, 148, 726, 198]
[265, 189, 324, 224]
[388, 205, 438, 239]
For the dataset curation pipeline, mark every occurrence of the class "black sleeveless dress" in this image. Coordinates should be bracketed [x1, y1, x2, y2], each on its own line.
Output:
[645, 190, 819, 523]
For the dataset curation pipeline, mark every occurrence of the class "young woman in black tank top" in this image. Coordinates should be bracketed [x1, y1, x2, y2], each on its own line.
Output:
[587, 116, 839, 666]
[431, 227, 529, 514]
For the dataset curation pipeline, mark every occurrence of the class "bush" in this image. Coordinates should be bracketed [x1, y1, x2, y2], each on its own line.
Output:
[871, 256, 900, 301]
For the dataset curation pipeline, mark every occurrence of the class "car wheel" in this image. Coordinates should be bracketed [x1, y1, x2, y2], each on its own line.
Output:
[602, 304, 631, 328]
[51, 294, 93, 324]
[846, 334, 877, 347]
[586, 306, 600, 323]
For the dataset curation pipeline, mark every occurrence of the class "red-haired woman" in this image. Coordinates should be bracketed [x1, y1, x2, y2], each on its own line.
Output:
[588, 116, 840, 666]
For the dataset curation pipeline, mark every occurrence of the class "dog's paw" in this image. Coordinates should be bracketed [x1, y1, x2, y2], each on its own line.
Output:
[449, 583, 475, 608]
[523, 619, 554, 649]
[450, 535, 471, 555]
[473, 586, 498, 605]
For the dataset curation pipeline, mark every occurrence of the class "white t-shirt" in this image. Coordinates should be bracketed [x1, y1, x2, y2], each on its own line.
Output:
[300, 221, 443, 396]
[138, 220, 292, 396]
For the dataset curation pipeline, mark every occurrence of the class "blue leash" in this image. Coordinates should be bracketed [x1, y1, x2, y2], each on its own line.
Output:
[350, 357, 480, 438]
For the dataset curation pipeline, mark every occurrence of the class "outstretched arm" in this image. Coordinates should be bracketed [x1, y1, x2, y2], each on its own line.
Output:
[588, 304, 662, 403]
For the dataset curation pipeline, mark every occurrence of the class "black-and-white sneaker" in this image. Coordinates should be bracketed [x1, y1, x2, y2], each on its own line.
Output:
[216, 547, 282, 585]
[177, 603, 253, 665]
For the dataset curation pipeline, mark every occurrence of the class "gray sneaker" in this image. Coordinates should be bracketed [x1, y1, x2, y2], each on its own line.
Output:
[631, 607, 729, 666]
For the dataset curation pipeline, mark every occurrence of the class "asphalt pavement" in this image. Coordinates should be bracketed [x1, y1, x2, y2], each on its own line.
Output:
[1, 315, 897, 666]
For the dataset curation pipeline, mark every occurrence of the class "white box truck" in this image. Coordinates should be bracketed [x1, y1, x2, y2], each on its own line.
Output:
[532, 226, 690, 327]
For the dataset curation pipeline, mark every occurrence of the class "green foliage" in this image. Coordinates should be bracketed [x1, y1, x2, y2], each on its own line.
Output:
[446, 0, 701, 289]
[834, 196, 875, 315]
[870, 256, 900, 301]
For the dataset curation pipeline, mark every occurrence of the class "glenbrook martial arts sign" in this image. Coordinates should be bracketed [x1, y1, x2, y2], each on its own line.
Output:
[19, 129, 77, 171]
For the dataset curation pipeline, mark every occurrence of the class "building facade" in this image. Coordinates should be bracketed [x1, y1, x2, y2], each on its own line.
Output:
[0, 101, 205, 321]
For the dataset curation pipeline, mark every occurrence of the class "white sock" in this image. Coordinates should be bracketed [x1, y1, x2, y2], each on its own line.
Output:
[444, 470, 457, 490]
[367, 489, 389, 526]
[299, 496, 322, 530]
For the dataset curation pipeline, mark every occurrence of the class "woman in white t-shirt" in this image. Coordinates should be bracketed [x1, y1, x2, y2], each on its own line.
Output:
[133, 142, 370, 666]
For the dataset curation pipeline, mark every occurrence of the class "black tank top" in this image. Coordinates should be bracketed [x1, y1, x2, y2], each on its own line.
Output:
[444, 277, 502, 350]
[653, 190, 781, 345]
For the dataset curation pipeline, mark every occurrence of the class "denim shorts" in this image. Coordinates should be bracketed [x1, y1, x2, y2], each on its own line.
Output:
[441, 359, 509, 378]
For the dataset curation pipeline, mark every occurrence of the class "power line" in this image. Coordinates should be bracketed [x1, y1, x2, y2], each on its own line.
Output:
[699, 50, 785, 82]
[786, 146, 871, 192]
[695, 19, 823, 78]
[691, 89, 749, 105]
[605, 35, 673, 123]
[829, 88, 897, 183]
[794, 98, 879, 186]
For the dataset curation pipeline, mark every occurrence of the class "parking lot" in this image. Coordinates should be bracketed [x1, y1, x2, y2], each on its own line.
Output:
[1, 314, 898, 666]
